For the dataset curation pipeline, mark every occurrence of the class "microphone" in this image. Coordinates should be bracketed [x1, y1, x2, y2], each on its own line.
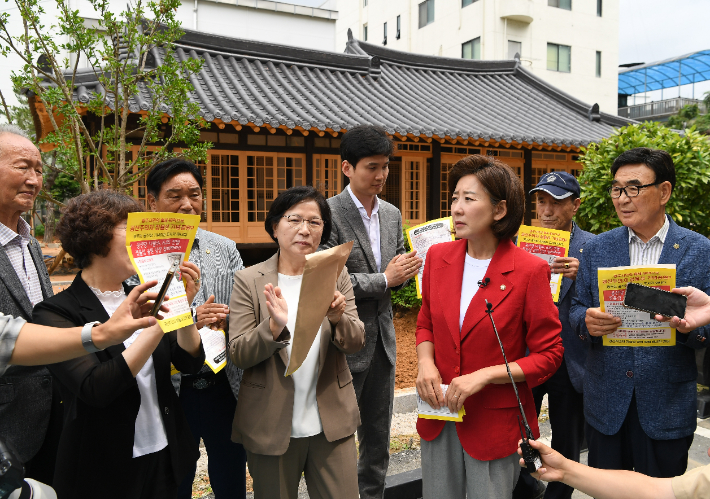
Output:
[484, 299, 542, 473]
[477, 277, 490, 289]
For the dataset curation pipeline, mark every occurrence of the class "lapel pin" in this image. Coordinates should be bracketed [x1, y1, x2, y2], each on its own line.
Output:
[673, 243, 679, 249]
[500, 285, 506, 291]
[206, 249, 211, 254]
[579, 248, 583, 253]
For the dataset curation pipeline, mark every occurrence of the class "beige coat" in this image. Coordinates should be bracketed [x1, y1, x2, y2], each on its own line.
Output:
[228, 252, 365, 456]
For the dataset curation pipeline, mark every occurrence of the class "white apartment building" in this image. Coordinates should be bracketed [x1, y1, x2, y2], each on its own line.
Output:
[336, 0, 619, 114]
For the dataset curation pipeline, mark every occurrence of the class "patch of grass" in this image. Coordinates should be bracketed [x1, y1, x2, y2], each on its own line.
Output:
[389, 433, 420, 454]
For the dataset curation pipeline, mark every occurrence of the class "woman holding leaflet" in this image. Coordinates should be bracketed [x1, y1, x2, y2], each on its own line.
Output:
[228, 185, 365, 499]
[32, 190, 205, 499]
[415, 155, 564, 499]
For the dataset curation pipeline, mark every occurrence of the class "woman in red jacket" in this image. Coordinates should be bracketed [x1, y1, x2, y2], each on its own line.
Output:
[416, 155, 564, 499]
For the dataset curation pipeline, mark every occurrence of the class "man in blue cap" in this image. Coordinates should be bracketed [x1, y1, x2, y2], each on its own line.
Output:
[518, 171, 595, 499]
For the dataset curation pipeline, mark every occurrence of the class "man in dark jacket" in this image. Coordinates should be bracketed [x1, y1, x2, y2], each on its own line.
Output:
[0, 124, 58, 484]
[528, 172, 595, 499]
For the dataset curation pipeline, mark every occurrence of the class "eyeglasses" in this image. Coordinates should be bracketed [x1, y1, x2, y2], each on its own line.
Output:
[282, 214, 324, 231]
[608, 181, 661, 199]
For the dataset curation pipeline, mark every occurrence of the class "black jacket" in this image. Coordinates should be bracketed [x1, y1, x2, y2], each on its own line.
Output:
[32, 272, 205, 499]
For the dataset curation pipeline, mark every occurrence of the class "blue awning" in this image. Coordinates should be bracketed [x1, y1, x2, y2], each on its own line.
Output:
[618, 49, 710, 95]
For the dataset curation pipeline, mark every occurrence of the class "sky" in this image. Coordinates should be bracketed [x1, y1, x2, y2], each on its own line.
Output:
[618, 0, 710, 101]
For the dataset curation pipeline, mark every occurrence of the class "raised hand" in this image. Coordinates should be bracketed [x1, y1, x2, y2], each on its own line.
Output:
[384, 250, 423, 288]
[264, 283, 288, 340]
[195, 294, 229, 329]
[180, 261, 202, 304]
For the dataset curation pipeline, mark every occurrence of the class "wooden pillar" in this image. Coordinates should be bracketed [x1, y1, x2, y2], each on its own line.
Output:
[429, 141, 441, 220]
[523, 147, 533, 225]
[305, 135, 314, 186]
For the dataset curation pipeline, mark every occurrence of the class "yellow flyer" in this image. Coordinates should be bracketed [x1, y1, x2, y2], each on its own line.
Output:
[597, 265, 677, 347]
[416, 384, 465, 422]
[406, 217, 455, 298]
[172, 327, 227, 375]
[516, 225, 571, 302]
[126, 212, 200, 333]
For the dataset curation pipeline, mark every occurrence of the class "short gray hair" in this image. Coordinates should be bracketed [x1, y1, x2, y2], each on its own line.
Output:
[0, 124, 34, 159]
[0, 123, 31, 141]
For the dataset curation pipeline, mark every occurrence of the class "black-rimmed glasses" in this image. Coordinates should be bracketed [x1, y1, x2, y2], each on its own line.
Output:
[608, 181, 661, 199]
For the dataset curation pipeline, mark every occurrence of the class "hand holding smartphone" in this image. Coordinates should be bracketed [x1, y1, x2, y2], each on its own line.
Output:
[150, 260, 180, 317]
[623, 283, 687, 320]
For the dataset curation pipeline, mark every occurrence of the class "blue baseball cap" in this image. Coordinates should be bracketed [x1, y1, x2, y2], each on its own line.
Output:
[529, 171, 580, 200]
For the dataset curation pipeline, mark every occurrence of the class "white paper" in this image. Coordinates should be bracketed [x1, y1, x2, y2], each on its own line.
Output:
[198, 327, 227, 373]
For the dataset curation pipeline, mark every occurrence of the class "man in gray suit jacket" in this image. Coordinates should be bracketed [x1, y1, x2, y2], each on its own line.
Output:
[142, 158, 247, 499]
[0, 125, 58, 483]
[321, 125, 422, 499]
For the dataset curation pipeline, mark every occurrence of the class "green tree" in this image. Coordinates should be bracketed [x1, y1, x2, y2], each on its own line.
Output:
[665, 91, 710, 135]
[0, 0, 209, 196]
[576, 121, 710, 236]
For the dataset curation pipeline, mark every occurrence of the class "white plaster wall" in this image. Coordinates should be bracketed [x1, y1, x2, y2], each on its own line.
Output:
[335, 0, 619, 114]
[176, 1, 336, 51]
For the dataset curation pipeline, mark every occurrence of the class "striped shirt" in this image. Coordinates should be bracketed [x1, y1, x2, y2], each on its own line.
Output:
[628, 216, 669, 266]
[0, 218, 43, 307]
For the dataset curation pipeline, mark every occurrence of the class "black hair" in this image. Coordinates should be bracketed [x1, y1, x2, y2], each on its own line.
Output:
[611, 148, 676, 192]
[146, 158, 204, 198]
[340, 125, 394, 168]
[264, 186, 332, 243]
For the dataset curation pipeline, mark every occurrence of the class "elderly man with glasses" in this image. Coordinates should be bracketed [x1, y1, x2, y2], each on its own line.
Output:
[570, 148, 710, 478]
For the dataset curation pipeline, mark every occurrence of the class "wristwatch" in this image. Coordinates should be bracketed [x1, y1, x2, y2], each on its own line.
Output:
[191, 306, 197, 323]
[81, 321, 102, 353]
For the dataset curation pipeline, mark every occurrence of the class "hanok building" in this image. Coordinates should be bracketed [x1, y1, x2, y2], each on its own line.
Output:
[29, 28, 630, 249]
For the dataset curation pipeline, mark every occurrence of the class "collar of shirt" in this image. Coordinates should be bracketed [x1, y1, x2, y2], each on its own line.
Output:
[569, 221, 577, 242]
[346, 184, 379, 220]
[0, 217, 31, 247]
[628, 215, 669, 245]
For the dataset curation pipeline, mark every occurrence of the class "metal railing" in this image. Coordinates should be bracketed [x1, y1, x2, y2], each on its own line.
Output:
[618, 97, 706, 120]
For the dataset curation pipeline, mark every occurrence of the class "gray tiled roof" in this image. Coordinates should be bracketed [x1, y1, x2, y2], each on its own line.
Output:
[61, 27, 631, 148]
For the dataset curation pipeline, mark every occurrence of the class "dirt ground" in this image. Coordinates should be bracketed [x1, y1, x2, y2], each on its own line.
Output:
[394, 307, 420, 389]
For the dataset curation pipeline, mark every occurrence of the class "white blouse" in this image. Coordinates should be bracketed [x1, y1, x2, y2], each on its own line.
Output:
[90, 287, 169, 458]
[277, 273, 324, 438]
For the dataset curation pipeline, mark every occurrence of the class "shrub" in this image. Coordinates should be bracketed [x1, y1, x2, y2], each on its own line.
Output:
[576, 121, 710, 236]
[391, 223, 422, 310]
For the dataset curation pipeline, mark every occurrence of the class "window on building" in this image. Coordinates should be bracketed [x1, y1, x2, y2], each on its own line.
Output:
[547, 43, 571, 72]
[462, 0, 478, 6]
[418, 0, 435, 29]
[596, 51, 602, 77]
[383, 22, 387, 45]
[597, 0, 602, 16]
[508, 40, 521, 60]
[548, 0, 571, 10]
[363, 24, 368, 41]
[396, 15, 401, 39]
[462, 37, 481, 60]
[363, 0, 367, 6]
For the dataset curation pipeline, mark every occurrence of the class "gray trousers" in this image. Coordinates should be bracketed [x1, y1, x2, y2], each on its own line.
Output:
[352, 333, 396, 499]
[422, 422, 520, 499]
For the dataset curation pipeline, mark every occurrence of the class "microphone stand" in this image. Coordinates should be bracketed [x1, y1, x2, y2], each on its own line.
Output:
[484, 299, 542, 473]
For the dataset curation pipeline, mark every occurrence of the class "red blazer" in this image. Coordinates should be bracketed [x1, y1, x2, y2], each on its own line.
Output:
[416, 238, 563, 461]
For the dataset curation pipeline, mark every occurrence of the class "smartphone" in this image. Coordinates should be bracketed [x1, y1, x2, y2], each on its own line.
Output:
[623, 283, 686, 319]
[150, 260, 180, 317]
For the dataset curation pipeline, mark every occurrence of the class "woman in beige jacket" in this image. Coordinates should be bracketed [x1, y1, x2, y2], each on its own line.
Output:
[228, 186, 365, 499]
